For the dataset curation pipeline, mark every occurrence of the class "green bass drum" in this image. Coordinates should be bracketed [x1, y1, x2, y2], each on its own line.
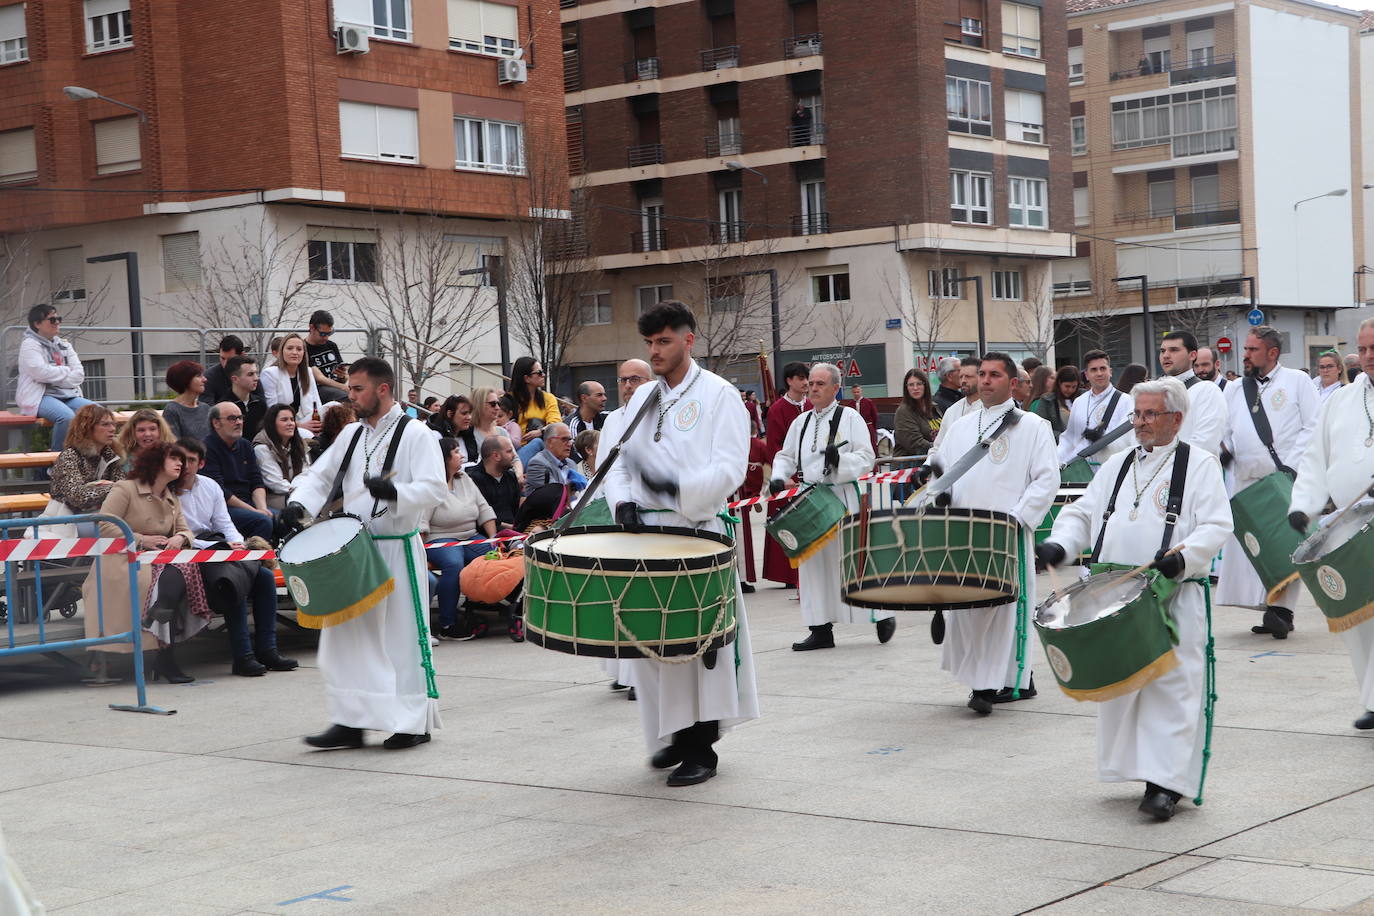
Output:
[765, 483, 847, 567]
[1230, 472, 1312, 604]
[277, 514, 395, 629]
[1060, 458, 1097, 486]
[1292, 501, 1374, 632]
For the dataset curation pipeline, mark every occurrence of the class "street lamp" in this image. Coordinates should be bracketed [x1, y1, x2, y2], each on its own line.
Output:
[1294, 188, 1349, 309]
[1113, 275, 1154, 373]
[62, 86, 148, 123]
[86, 252, 145, 400]
[946, 275, 986, 356]
[723, 161, 768, 185]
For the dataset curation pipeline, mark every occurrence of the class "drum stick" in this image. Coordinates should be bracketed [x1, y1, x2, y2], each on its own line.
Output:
[1310, 473, 1374, 533]
[1109, 544, 1183, 589]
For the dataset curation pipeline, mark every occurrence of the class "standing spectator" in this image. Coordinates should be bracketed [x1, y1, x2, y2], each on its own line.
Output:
[1313, 351, 1344, 403]
[200, 335, 245, 406]
[470, 434, 521, 529]
[892, 368, 936, 458]
[18, 304, 93, 450]
[1031, 365, 1080, 441]
[1345, 352, 1361, 383]
[304, 310, 349, 402]
[1021, 356, 1043, 375]
[117, 408, 174, 472]
[260, 333, 324, 437]
[48, 404, 124, 534]
[423, 438, 499, 640]
[308, 401, 354, 464]
[1013, 366, 1033, 409]
[405, 388, 421, 418]
[509, 356, 562, 464]
[566, 380, 607, 462]
[790, 101, 812, 144]
[522, 422, 578, 496]
[225, 355, 267, 439]
[742, 390, 764, 437]
[202, 402, 274, 541]
[842, 383, 879, 452]
[253, 404, 309, 510]
[1117, 363, 1149, 393]
[163, 360, 212, 442]
[932, 356, 963, 414]
[1025, 366, 1054, 413]
[1194, 346, 1223, 385]
[932, 357, 983, 449]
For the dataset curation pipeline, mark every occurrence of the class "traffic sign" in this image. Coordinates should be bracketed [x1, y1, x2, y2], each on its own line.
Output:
[1216, 336, 1232, 353]
[1247, 308, 1265, 326]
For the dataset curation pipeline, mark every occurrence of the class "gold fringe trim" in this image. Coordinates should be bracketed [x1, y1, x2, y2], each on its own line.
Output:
[296, 577, 395, 630]
[1325, 600, 1374, 633]
[788, 524, 839, 569]
[1265, 571, 1300, 606]
[1056, 650, 1179, 703]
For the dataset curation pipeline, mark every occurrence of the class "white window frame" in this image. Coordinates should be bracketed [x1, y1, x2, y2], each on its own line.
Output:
[946, 76, 992, 136]
[579, 290, 612, 325]
[927, 267, 964, 300]
[1148, 176, 1175, 217]
[639, 198, 664, 251]
[991, 270, 1023, 301]
[811, 269, 851, 304]
[1142, 34, 1171, 74]
[454, 116, 525, 174]
[1001, 2, 1040, 58]
[1186, 27, 1215, 66]
[950, 170, 991, 225]
[1008, 176, 1047, 229]
[1191, 173, 1220, 211]
[1068, 46, 1084, 84]
[799, 179, 827, 235]
[1070, 115, 1087, 155]
[336, 0, 411, 41]
[717, 187, 743, 243]
[339, 101, 418, 164]
[161, 231, 201, 292]
[0, 126, 36, 183]
[308, 238, 377, 283]
[1004, 89, 1044, 144]
[1073, 186, 1090, 226]
[961, 17, 983, 38]
[84, 0, 131, 53]
[716, 116, 741, 155]
[1110, 95, 1172, 150]
[0, 3, 27, 64]
[635, 284, 672, 316]
[448, 0, 519, 57]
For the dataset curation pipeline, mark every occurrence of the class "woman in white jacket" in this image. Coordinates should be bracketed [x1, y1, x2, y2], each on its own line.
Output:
[259, 333, 323, 438]
[18, 304, 94, 450]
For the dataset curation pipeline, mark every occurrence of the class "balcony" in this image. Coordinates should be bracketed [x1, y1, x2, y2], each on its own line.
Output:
[631, 229, 668, 253]
[704, 133, 743, 157]
[1118, 201, 1241, 231]
[711, 220, 749, 244]
[700, 45, 740, 70]
[792, 212, 830, 236]
[626, 143, 664, 167]
[1110, 53, 1236, 85]
[787, 122, 826, 147]
[784, 33, 822, 59]
[624, 57, 660, 82]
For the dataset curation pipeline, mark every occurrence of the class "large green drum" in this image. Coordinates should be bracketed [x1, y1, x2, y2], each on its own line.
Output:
[1060, 458, 1096, 486]
[1292, 502, 1374, 632]
[277, 514, 395, 630]
[766, 483, 847, 567]
[1230, 472, 1311, 603]
[523, 525, 737, 659]
[840, 507, 1019, 610]
[1034, 569, 1179, 702]
[1036, 484, 1088, 547]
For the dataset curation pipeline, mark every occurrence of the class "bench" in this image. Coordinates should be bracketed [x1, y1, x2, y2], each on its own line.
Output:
[0, 410, 136, 430]
[0, 494, 51, 515]
[0, 452, 59, 470]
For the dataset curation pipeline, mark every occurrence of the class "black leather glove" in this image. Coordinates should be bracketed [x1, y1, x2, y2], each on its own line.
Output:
[642, 469, 678, 498]
[916, 462, 941, 486]
[823, 445, 841, 474]
[768, 478, 787, 496]
[615, 501, 643, 533]
[933, 491, 951, 509]
[1288, 510, 1310, 534]
[1150, 549, 1186, 581]
[1081, 428, 1103, 442]
[1035, 541, 1067, 569]
[365, 476, 398, 501]
[280, 502, 309, 534]
[702, 648, 717, 670]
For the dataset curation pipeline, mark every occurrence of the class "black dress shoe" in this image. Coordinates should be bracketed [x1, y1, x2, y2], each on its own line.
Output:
[1354, 711, 1374, 730]
[1139, 789, 1180, 821]
[1252, 606, 1294, 639]
[991, 676, 1037, 703]
[627, 687, 637, 701]
[741, 582, 755, 593]
[876, 617, 896, 644]
[382, 732, 432, 750]
[651, 746, 685, 769]
[792, 624, 835, 651]
[304, 724, 363, 749]
[967, 690, 996, 715]
[666, 761, 717, 786]
[257, 649, 298, 671]
[781, 582, 797, 590]
[610, 681, 629, 691]
[232, 655, 267, 677]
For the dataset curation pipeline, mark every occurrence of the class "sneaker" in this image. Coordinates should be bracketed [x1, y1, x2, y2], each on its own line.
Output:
[437, 623, 478, 641]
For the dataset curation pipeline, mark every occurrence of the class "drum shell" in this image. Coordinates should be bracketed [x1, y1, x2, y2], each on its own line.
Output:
[766, 483, 847, 564]
[1036, 484, 1087, 548]
[1060, 459, 1096, 486]
[1294, 518, 1374, 632]
[278, 515, 395, 630]
[1230, 472, 1309, 601]
[522, 525, 738, 659]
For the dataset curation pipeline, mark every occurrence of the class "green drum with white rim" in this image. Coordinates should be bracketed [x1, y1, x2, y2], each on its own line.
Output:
[766, 483, 847, 567]
[1230, 472, 1312, 604]
[1036, 484, 1088, 547]
[1034, 567, 1180, 702]
[1292, 501, 1374, 633]
[523, 525, 737, 659]
[1060, 458, 1096, 486]
[277, 514, 395, 630]
[840, 507, 1020, 611]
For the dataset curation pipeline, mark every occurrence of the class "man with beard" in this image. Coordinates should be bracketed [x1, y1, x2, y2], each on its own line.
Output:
[1157, 331, 1229, 457]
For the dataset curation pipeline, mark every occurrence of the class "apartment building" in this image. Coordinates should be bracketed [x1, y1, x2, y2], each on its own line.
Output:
[1056, 0, 1365, 375]
[0, 0, 565, 403]
[558, 0, 1074, 401]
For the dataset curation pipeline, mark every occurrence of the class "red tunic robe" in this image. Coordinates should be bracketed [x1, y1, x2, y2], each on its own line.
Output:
[762, 395, 809, 585]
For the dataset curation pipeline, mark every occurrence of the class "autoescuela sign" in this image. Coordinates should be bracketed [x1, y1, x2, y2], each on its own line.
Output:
[779, 343, 887, 389]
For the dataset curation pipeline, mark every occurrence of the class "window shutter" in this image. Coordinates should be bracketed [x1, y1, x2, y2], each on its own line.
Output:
[308, 226, 378, 243]
[485, 2, 517, 42]
[84, 0, 129, 17]
[376, 105, 418, 161]
[448, 0, 481, 40]
[333, 0, 371, 26]
[0, 4, 26, 42]
[48, 247, 85, 300]
[93, 117, 140, 174]
[0, 127, 36, 182]
[161, 232, 201, 292]
[338, 101, 379, 159]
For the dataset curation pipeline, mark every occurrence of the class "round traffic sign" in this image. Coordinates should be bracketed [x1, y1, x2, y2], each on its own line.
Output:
[1216, 336, 1232, 353]
[1247, 308, 1265, 326]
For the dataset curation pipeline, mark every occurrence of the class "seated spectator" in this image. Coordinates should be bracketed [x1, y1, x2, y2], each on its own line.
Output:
[470, 435, 521, 529]
[427, 394, 458, 438]
[566, 381, 607, 461]
[495, 395, 522, 442]
[225, 356, 267, 439]
[253, 404, 309, 510]
[522, 422, 580, 497]
[202, 401, 274, 541]
[574, 428, 599, 478]
[163, 360, 212, 442]
[305, 309, 349, 403]
[509, 356, 562, 465]
[445, 394, 479, 464]
[420, 395, 440, 419]
[18, 304, 95, 450]
[118, 408, 175, 472]
[308, 401, 355, 464]
[268, 336, 283, 361]
[422, 438, 499, 640]
[175, 437, 298, 677]
[83, 442, 209, 684]
[48, 404, 124, 535]
[200, 335, 245, 406]
[260, 333, 324, 438]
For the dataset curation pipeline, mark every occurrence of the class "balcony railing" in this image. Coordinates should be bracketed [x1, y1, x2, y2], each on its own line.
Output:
[626, 143, 664, 167]
[792, 212, 830, 236]
[1118, 201, 1241, 231]
[1110, 53, 1236, 84]
[784, 33, 822, 59]
[631, 229, 668, 253]
[705, 133, 743, 157]
[700, 45, 740, 70]
[711, 220, 749, 244]
[787, 122, 826, 147]
[624, 57, 661, 82]
[549, 224, 589, 259]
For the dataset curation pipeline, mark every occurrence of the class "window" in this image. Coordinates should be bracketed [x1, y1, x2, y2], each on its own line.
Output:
[708, 276, 744, 312]
[1073, 187, 1089, 226]
[716, 116, 741, 155]
[812, 269, 851, 304]
[0, 127, 36, 182]
[1001, 2, 1040, 58]
[1186, 25, 1215, 66]
[1148, 175, 1175, 217]
[1110, 94, 1172, 149]
[639, 197, 664, 251]
[950, 170, 991, 225]
[1068, 46, 1084, 84]
[49, 247, 86, 301]
[946, 76, 992, 136]
[799, 179, 827, 234]
[82, 358, 107, 402]
[1070, 115, 1086, 155]
[718, 188, 743, 242]
[448, 0, 519, 56]
[1191, 172, 1219, 210]
[961, 17, 983, 45]
[635, 284, 672, 316]
[307, 231, 378, 283]
[339, 101, 418, 164]
[0, 4, 27, 64]
[85, 0, 131, 52]
[334, 0, 411, 40]
[579, 291, 611, 325]
[1111, 86, 1235, 156]
[927, 267, 963, 300]
[1004, 89, 1043, 143]
[1008, 176, 1046, 228]
[1142, 33, 1171, 74]
[454, 117, 524, 173]
[161, 232, 201, 292]
[93, 117, 140, 174]
[991, 270, 1022, 300]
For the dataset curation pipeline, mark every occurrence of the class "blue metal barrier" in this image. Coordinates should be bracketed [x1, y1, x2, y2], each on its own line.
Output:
[1, 514, 174, 715]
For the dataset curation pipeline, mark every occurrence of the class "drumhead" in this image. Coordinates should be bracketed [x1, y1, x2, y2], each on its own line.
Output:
[527, 525, 734, 573]
[546, 531, 724, 560]
[1036, 571, 1148, 630]
[1293, 502, 1374, 564]
[279, 515, 365, 564]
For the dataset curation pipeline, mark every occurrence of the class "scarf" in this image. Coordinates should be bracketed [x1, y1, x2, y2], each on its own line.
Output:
[24, 328, 81, 398]
[251, 428, 302, 481]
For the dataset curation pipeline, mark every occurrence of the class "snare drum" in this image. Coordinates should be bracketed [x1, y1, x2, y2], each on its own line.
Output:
[1292, 501, 1374, 632]
[1060, 459, 1096, 486]
[840, 507, 1020, 610]
[277, 514, 395, 629]
[1034, 570, 1179, 702]
[1231, 472, 1310, 603]
[523, 525, 738, 659]
[766, 483, 847, 568]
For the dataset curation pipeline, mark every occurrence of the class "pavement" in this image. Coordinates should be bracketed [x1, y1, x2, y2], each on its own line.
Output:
[4, 551, 1374, 915]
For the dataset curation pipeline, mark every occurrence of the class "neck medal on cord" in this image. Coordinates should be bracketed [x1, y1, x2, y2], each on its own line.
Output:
[1363, 383, 1374, 448]
[654, 366, 701, 442]
[1129, 442, 1177, 521]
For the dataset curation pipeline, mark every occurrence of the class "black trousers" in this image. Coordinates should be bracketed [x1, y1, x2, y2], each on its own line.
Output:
[671, 720, 720, 768]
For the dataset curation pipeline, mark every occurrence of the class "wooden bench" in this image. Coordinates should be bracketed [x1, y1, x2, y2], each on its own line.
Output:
[0, 452, 59, 470]
[0, 410, 136, 430]
[0, 494, 50, 515]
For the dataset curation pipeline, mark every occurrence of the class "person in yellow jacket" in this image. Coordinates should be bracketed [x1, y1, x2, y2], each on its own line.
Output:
[510, 356, 564, 465]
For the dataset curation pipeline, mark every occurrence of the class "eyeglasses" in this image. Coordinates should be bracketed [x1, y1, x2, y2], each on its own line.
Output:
[221, 415, 244, 423]
[530, 370, 545, 377]
[44, 316, 62, 324]
[315, 329, 334, 337]
[547, 435, 571, 441]
[486, 400, 500, 407]
[617, 376, 649, 384]
[1131, 409, 1178, 422]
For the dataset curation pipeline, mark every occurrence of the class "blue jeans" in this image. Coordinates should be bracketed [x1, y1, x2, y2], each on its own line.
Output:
[425, 541, 490, 626]
[37, 395, 97, 450]
[516, 437, 545, 467]
[224, 565, 279, 659]
[228, 506, 275, 542]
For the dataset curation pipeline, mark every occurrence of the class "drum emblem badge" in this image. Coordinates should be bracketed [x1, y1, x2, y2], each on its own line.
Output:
[1316, 565, 1347, 601]
[1152, 482, 1170, 516]
[1047, 645, 1073, 682]
[1270, 388, 1287, 410]
[674, 399, 702, 432]
[989, 436, 1010, 464]
[777, 529, 798, 551]
[288, 575, 311, 607]
[1244, 532, 1261, 557]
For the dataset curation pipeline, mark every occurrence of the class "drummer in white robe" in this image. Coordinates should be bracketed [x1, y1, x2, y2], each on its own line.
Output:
[769, 362, 893, 651]
[925, 352, 1058, 713]
[605, 301, 760, 787]
[1158, 330, 1229, 457]
[1056, 350, 1134, 471]
[1289, 318, 1374, 729]
[1217, 326, 1318, 637]
[1039, 377, 1232, 821]
[283, 357, 448, 750]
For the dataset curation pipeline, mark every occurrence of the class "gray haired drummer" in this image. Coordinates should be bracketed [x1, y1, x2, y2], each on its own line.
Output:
[1038, 377, 1232, 821]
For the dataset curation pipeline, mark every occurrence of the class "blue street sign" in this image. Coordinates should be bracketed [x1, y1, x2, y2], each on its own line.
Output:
[1247, 308, 1265, 326]
[885, 318, 902, 330]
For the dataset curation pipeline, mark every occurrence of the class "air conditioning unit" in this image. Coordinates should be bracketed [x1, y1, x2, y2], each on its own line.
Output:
[336, 24, 370, 54]
[498, 58, 528, 84]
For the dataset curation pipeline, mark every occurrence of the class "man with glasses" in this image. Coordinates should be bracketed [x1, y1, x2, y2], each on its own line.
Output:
[18, 304, 97, 450]
[305, 309, 349, 403]
[567, 381, 607, 463]
[522, 422, 582, 497]
[202, 401, 275, 541]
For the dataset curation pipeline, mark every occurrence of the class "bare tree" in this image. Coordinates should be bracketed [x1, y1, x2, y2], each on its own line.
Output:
[883, 250, 956, 367]
[1163, 274, 1236, 344]
[820, 297, 881, 366]
[1009, 263, 1056, 361]
[1, 231, 114, 330]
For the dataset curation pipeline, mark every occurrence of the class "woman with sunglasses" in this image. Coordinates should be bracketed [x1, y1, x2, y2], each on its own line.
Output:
[508, 356, 562, 464]
[18, 304, 95, 450]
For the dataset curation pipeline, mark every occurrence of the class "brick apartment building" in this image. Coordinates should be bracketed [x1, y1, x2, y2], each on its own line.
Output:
[1055, 0, 1366, 376]
[558, 0, 1074, 402]
[0, 0, 565, 404]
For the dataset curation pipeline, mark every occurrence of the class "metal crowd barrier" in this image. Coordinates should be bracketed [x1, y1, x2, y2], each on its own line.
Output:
[872, 455, 927, 509]
[0, 514, 173, 715]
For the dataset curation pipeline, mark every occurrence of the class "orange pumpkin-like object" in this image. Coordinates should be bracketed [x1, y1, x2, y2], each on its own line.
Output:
[459, 551, 524, 604]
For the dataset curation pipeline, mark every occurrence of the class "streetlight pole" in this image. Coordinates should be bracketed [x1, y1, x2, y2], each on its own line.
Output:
[1293, 188, 1349, 308]
[948, 275, 985, 356]
[62, 86, 148, 122]
[1113, 274, 1153, 373]
[459, 260, 511, 380]
[86, 252, 144, 400]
